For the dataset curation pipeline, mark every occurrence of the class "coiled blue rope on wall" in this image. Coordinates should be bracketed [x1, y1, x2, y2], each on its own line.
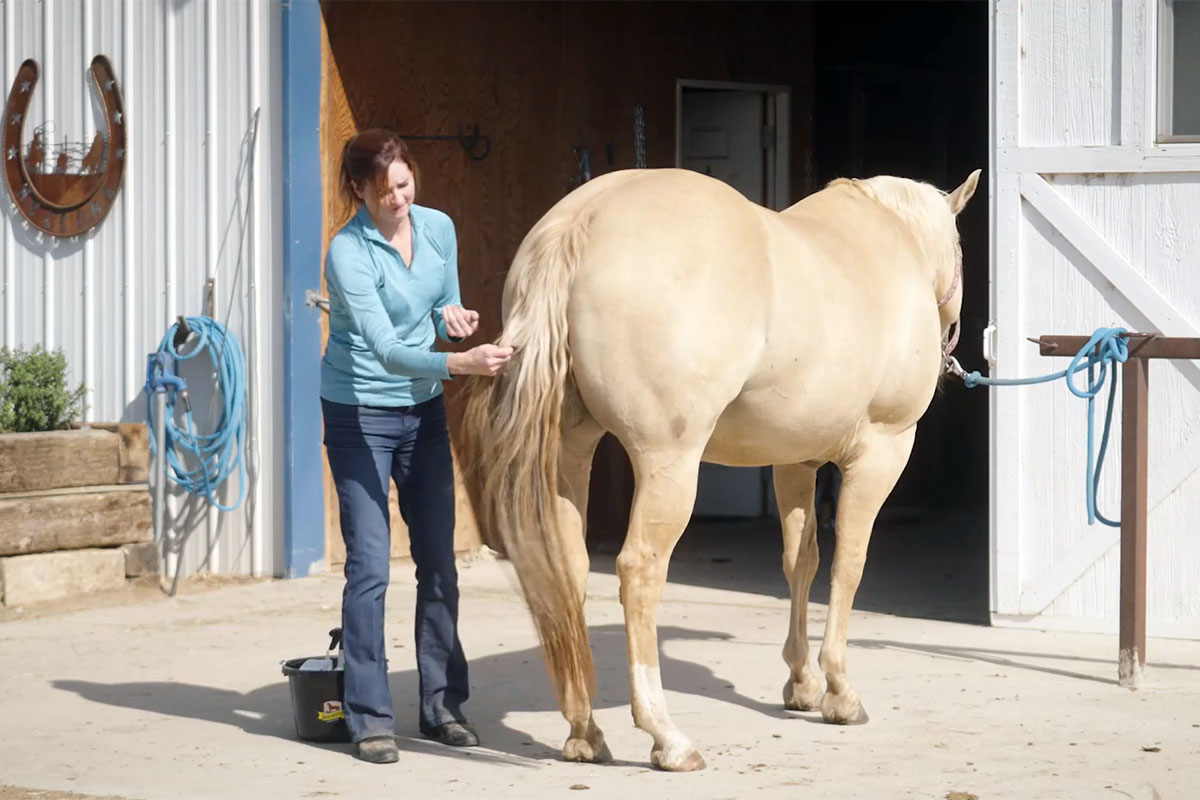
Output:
[144, 316, 247, 511]
[955, 326, 1129, 527]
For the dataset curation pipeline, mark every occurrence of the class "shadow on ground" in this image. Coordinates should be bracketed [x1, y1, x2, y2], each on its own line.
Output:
[46, 510, 1005, 765]
[590, 508, 991, 625]
[52, 624, 770, 766]
[53, 607, 1193, 766]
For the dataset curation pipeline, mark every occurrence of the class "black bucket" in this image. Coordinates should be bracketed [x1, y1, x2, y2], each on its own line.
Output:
[281, 627, 351, 743]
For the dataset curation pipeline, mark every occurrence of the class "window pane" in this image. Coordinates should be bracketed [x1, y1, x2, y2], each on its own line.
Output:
[1170, 0, 1200, 136]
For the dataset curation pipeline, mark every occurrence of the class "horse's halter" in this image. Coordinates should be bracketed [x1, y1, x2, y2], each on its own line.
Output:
[938, 252, 963, 360]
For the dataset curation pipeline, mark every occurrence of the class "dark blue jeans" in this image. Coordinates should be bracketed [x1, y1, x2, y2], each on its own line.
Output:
[321, 394, 469, 742]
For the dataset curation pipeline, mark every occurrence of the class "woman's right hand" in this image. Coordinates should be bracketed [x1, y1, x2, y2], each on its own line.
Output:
[447, 344, 514, 377]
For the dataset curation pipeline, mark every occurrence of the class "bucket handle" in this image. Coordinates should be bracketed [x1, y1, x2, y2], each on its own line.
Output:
[278, 628, 344, 674]
[326, 627, 342, 660]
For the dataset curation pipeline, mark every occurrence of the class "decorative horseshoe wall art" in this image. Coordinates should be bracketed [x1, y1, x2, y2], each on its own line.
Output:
[2, 55, 126, 237]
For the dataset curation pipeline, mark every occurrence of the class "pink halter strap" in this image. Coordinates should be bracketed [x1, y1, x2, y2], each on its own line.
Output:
[937, 259, 961, 308]
[943, 318, 961, 357]
[939, 259, 963, 358]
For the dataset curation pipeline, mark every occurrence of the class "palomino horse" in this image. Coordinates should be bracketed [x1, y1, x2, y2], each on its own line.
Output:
[460, 166, 980, 771]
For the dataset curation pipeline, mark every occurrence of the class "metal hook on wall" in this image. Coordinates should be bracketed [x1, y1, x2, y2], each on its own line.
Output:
[399, 124, 491, 161]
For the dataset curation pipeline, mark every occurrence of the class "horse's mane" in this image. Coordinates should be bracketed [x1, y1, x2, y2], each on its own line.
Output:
[827, 176, 959, 283]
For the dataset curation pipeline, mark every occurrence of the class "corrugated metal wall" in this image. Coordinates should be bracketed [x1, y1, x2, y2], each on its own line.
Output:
[0, 0, 284, 578]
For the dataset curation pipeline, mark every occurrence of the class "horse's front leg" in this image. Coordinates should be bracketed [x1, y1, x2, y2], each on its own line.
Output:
[819, 426, 916, 724]
[617, 447, 705, 771]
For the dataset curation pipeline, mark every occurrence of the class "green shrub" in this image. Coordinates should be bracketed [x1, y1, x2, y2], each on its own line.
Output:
[0, 345, 87, 433]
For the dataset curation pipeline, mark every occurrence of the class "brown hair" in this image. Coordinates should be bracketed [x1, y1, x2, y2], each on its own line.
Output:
[338, 128, 418, 207]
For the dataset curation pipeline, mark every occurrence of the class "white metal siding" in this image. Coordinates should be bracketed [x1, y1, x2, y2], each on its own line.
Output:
[992, 0, 1200, 638]
[0, 0, 283, 578]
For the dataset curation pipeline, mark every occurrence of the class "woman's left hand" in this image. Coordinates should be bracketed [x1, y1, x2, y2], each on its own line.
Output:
[441, 305, 480, 339]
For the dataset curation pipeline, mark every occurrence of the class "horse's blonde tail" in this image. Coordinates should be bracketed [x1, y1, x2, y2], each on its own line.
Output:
[460, 210, 594, 705]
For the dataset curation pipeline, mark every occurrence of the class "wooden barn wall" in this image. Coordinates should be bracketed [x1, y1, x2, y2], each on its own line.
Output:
[320, 1, 815, 558]
[319, 8, 486, 565]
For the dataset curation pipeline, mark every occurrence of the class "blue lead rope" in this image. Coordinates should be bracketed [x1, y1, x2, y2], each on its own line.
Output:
[145, 316, 247, 512]
[958, 327, 1128, 527]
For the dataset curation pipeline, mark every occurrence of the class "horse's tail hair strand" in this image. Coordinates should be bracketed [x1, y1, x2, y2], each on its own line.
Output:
[459, 210, 594, 705]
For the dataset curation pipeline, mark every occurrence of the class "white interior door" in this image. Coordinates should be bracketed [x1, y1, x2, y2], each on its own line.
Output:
[681, 90, 766, 201]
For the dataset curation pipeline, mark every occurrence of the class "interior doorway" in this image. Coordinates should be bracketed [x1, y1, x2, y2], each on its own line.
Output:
[659, 2, 991, 626]
[676, 80, 789, 519]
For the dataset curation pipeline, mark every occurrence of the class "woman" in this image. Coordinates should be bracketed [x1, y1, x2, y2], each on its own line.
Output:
[321, 128, 512, 764]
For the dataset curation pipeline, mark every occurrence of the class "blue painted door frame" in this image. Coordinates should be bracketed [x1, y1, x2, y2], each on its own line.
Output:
[281, 0, 325, 577]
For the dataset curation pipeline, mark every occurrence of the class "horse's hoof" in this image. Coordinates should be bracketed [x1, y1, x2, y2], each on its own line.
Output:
[651, 744, 706, 772]
[820, 692, 870, 725]
[563, 736, 613, 763]
[782, 676, 823, 711]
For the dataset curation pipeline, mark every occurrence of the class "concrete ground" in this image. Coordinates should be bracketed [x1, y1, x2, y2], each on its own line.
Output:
[1, 518, 1198, 800]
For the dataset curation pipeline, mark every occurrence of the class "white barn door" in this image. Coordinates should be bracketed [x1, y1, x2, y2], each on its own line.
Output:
[990, 0, 1200, 638]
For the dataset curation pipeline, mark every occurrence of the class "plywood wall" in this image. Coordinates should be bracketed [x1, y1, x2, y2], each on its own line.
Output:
[320, 0, 815, 559]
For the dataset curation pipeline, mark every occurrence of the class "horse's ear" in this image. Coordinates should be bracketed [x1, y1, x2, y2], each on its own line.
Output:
[946, 169, 981, 215]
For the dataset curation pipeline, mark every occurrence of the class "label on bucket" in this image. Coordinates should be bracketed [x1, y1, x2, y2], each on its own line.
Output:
[317, 700, 345, 722]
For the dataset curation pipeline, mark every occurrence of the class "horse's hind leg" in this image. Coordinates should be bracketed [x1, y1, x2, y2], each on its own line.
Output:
[773, 463, 824, 711]
[617, 445, 705, 771]
[556, 405, 611, 763]
[819, 426, 916, 724]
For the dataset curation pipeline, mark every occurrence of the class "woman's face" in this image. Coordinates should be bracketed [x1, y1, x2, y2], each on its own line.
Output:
[358, 158, 415, 226]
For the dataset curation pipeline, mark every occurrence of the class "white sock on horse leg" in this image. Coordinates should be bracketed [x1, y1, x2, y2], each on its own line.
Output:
[631, 663, 695, 760]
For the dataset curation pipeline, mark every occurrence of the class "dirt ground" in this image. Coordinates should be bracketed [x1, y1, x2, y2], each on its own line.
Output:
[1, 526, 1197, 800]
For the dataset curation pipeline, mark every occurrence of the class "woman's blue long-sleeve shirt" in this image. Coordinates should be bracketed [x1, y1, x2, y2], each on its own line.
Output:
[320, 204, 463, 407]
